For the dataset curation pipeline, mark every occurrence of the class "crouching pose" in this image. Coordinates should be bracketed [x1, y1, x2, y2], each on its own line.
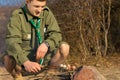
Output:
[3, 0, 69, 79]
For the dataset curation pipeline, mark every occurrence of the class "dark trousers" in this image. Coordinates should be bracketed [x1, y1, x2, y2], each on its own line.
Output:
[3, 55, 22, 77]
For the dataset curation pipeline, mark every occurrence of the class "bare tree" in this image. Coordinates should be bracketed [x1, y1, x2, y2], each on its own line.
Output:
[101, 0, 111, 56]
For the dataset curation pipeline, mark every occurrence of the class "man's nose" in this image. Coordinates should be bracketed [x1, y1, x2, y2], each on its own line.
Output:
[38, 7, 43, 12]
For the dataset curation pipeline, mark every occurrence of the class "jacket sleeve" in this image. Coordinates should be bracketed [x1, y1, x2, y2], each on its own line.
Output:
[44, 8, 62, 51]
[5, 10, 29, 65]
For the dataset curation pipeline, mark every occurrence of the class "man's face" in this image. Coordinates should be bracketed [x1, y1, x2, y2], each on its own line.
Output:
[26, 0, 46, 17]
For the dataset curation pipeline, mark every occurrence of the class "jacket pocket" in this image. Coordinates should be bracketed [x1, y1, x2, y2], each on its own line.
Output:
[22, 33, 31, 40]
[21, 33, 32, 50]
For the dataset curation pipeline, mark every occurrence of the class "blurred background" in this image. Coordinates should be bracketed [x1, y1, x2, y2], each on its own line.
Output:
[0, 0, 24, 6]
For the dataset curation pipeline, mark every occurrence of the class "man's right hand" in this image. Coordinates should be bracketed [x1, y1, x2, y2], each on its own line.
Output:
[23, 60, 43, 73]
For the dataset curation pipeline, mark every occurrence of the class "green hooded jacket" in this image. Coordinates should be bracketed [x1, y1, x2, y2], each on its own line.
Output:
[5, 5, 62, 65]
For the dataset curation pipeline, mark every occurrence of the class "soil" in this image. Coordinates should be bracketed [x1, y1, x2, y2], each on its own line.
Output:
[0, 54, 120, 80]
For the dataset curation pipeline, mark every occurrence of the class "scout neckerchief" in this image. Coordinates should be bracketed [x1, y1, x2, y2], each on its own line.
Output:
[21, 6, 44, 65]
[29, 18, 42, 44]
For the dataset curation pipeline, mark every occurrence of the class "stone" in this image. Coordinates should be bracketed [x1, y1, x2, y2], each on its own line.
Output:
[72, 66, 106, 80]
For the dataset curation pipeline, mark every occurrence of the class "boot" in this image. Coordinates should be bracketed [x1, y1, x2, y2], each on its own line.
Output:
[14, 65, 23, 80]
[14, 73, 23, 80]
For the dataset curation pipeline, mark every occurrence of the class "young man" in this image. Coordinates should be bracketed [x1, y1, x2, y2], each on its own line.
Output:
[3, 0, 69, 79]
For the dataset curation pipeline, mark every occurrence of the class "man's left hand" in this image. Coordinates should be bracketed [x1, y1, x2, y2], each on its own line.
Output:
[36, 43, 48, 61]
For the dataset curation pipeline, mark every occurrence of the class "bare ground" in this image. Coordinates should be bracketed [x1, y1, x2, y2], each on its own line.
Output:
[0, 54, 120, 80]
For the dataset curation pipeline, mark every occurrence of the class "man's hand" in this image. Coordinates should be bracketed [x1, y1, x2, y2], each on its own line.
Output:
[36, 43, 48, 61]
[23, 60, 43, 73]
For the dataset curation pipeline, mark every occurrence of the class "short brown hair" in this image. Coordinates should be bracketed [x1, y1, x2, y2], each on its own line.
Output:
[38, 0, 46, 1]
[30, 0, 46, 1]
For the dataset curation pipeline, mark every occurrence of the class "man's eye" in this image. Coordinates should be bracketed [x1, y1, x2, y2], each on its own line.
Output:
[41, 6, 45, 8]
[34, 6, 44, 9]
[35, 6, 39, 8]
